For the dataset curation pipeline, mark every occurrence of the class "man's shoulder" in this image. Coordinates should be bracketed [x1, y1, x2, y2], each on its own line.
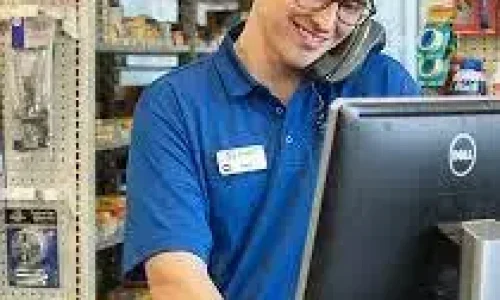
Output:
[136, 52, 225, 125]
[363, 52, 408, 75]
[151, 53, 216, 91]
[348, 51, 421, 96]
[139, 52, 222, 112]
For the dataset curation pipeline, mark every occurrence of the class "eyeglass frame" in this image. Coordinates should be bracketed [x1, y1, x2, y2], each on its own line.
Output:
[292, 0, 377, 27]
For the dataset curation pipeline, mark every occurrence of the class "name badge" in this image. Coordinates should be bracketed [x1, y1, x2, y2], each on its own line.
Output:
[216, 145, 267, 176]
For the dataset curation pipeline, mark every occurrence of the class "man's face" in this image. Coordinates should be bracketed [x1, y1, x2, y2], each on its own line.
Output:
[253, 0, 360, 70]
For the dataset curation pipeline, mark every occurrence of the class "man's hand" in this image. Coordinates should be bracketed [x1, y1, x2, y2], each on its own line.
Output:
[146, 251, 223, 300]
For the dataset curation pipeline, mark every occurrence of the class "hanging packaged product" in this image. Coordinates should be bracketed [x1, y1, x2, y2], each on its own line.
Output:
[451, 58, 488, 95]
[453, 0, 499, 35]
[417, 22, 457, 88]
[427, 3, 457, 24]
[4, 16, 56, 152]
[491, 62, 500, 96]
[0, 133, 4, 202]
[4, 207, 60, 288]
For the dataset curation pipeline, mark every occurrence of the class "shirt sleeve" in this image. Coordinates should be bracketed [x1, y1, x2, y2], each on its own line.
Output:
[122, 79, 212, 277]
[389, 58, 422, 96]
[349, 52, 422, 97]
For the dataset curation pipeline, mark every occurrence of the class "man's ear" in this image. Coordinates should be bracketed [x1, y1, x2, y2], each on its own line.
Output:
[305, 19, 386, 83]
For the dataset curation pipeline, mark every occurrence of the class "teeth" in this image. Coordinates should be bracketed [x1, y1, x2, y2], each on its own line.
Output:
[296, 22, 324, 45]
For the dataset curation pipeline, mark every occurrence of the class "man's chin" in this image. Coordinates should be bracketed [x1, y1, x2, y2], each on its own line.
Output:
[294, 51, 329, 70]
[298, 38, 346, 68]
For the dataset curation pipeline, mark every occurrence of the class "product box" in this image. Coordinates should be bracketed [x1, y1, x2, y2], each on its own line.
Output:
[121, 0, 178, 23]
[453, 0, 498, 35]
[4, 208, 60, 288]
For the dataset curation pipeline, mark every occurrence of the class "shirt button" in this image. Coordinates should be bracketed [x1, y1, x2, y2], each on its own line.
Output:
[286, 135, 293, 144]
[275, 107, 284, 115]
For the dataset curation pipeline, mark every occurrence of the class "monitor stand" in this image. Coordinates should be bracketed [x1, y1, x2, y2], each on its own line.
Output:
[436, 220, 500, 300]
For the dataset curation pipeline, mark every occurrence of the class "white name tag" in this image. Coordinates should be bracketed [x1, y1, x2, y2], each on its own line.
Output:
[216, 145, 267, 176]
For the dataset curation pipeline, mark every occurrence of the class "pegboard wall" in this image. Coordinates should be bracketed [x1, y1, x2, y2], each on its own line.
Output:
[0, 0, 95, 299]
[420, 0, 500, 92]
[456, 35, 500, 89]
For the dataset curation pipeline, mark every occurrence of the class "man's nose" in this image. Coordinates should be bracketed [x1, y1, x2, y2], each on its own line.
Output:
[310, 2, 339, 33]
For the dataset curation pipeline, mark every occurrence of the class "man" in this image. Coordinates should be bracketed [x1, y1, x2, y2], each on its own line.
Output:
[123, 0, 421, 299]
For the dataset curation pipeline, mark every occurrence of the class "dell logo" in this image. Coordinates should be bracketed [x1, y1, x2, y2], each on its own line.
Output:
[449, 133, 477, 177]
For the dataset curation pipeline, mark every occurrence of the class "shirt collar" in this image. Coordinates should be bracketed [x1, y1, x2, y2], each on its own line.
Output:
[213, 22, 260, 97]
[212, 22, 349, 100]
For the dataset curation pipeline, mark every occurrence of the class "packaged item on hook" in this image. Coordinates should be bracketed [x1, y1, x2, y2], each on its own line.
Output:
[0, 134, 4, 202]
[5, 16, 56, 152]
[2, 190, 68, 289]
[451, 57, 488, 95]
[454, 0, 498, 35]
[5, 207, 60, 288]
[491, 62, 500, 96]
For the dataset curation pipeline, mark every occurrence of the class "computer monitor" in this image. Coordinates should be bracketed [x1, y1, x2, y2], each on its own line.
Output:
[295, 98, 500, 300]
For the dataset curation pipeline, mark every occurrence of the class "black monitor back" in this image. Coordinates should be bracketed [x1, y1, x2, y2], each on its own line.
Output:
[299, 98, 500, 300]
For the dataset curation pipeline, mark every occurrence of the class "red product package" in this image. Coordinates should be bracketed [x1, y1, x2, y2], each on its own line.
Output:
[454, 0, 498, 35]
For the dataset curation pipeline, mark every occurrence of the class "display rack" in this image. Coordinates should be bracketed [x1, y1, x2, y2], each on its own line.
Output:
[92, 1, 241, 297]
[0, 0, 95, 299]
[456, 35, 500, 91]
[96, 42, 215, 55]
[96, 223, 124, 252]
[419, 0, 500, 94]
[96, 136, 130, 152]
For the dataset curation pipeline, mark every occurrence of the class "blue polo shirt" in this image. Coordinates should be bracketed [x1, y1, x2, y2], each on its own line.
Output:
[123, 26, 420, 299]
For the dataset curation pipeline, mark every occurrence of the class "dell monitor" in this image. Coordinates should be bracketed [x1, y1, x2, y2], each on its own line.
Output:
[296, 98, 500, 300]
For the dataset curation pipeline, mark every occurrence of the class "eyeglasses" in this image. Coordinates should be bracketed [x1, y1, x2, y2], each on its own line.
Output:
[292, 0, 376, 26]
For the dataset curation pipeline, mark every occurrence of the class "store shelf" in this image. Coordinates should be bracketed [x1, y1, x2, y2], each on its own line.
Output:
[96, 135, 130, 151]
[118, 66, 172, 86]
[1, 1, 96, 298]
[117, 66, 173, 72]
[97, 222, 125, 251]
[96, 119, 132, 150]
[96, 42, 216, 55]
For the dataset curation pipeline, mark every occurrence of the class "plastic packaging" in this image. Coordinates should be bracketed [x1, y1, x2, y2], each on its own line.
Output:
[491, 62, 500, 96]
[427, 4, 457, 24]
[5, 16, 56, 152]
[5, 208, 60, 288]
[0, 133, 4, 202]
[451, 58, 487, 95]
[417, 22, 457, 88]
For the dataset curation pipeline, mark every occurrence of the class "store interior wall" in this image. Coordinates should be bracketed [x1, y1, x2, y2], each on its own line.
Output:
[373, 0, 420, 78]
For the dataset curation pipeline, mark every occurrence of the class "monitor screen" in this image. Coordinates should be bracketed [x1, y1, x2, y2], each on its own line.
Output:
[296, 98, 500, 300]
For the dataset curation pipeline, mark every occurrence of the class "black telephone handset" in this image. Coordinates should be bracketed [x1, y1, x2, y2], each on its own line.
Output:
[305, 19, 386, 83]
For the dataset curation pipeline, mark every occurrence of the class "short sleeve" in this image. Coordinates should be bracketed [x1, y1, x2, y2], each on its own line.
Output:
[122, 79, 212, 277]
[349, 52, 422, 97]
[389, 59, 422, 96]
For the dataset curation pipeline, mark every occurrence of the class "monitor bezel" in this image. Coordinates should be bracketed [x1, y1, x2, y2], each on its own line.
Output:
[294, 96, 500, 300]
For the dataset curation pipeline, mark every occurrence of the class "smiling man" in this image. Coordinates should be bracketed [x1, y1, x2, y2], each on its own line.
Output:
[123, 0, 421, 299]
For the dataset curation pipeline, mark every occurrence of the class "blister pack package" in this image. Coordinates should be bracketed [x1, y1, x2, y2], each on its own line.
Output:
[5, 16, 56, 152]
[5, 208, 60, 288]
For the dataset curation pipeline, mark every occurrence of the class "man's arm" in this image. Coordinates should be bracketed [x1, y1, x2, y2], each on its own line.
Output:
[146, 252, 223, 300]
[123, 81, 215, 298]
